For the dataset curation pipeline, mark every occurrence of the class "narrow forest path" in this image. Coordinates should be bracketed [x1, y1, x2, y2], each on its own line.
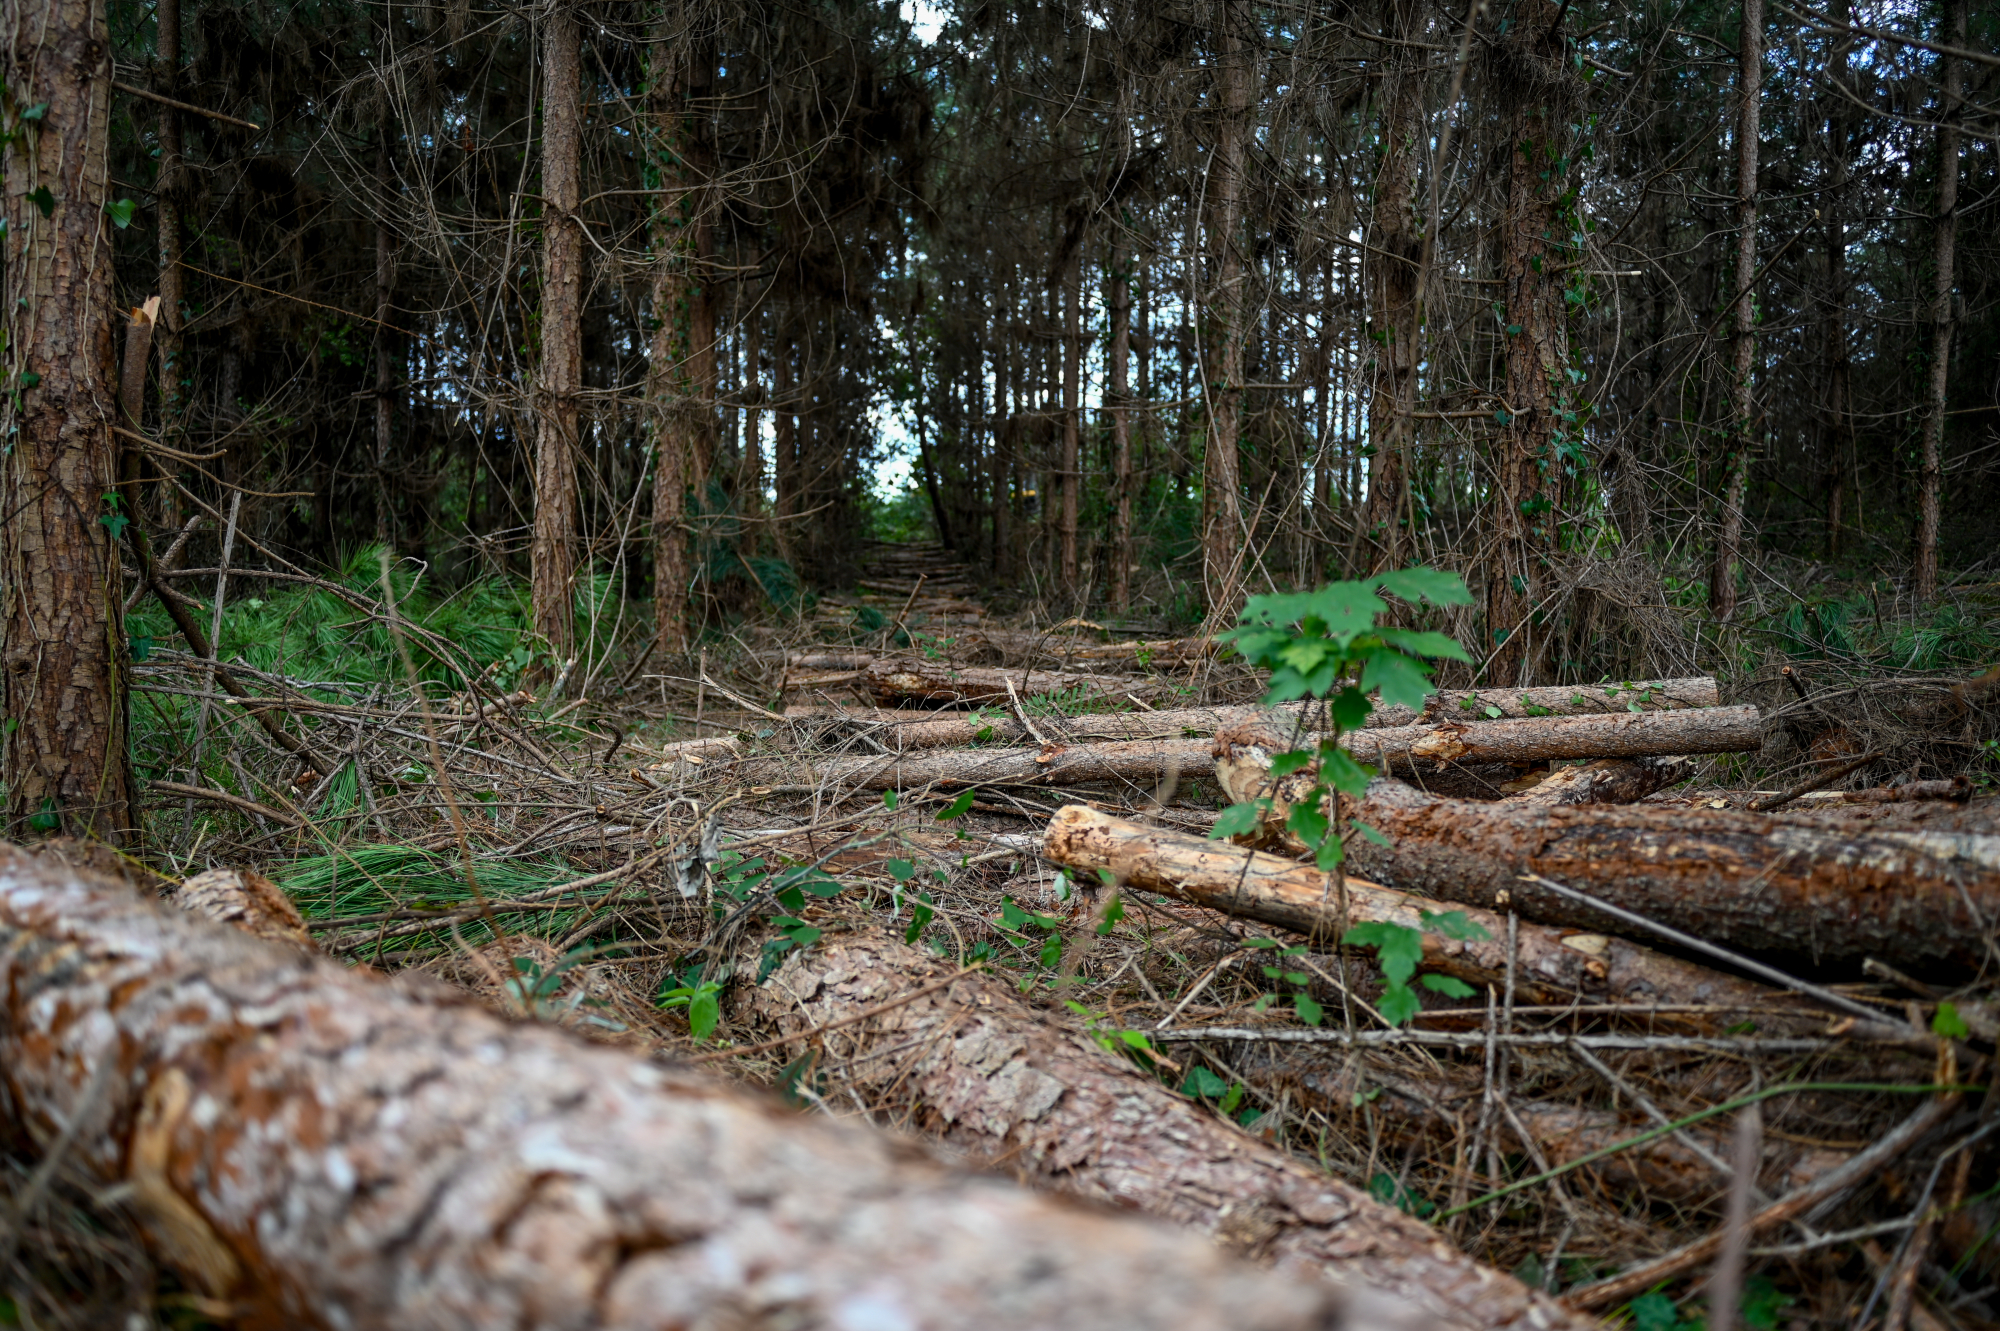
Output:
[810, 539, 992, 637]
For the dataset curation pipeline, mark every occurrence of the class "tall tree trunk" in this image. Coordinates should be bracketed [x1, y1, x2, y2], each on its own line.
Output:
[1108, 232, 1134, 614]
[153, 0, 184, 529]
[1, 0, 135, 844]
[1710, 0, 1761, 623]
[531, 2, 583, 661]
[372, 136, 398, 550]
[1485, 0, 1581, 686]
[1361, 0, 1423, 575]
[647, 17, 712, 653]
[1201, 0, 1250, 620]
[739, 295, 763, 527]
[1060, 231, 1083, 602]
[1915, 0, 1961, 603]
[1819, 0, 1854, 559]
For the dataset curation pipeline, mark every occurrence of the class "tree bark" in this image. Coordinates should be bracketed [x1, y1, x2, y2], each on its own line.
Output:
[1361, 0, 1423, 573]
[1284, 777, 2000, 972]
[1914, 0, 1962, 604]
[736, 735, 1209, 793]
[1201, 0, 1250, 620]
[1486, 0, 1582, 684]
[153, 0, 185, 483]
[1710, 0, 1761, 623]
[857, 658, 1170, 708]
[1059, 231, 1082, 604]
[372, 134, 399, 550]
[531, 2, 583, 662]
[0, 846, 1351, 1331]
[1109, 224, 1134, 615]
[735, 929, 1597, 1331]
[1, 0, 135, 844]
[1510, 755, 1691, 806]
[801, 677, 1720, 752]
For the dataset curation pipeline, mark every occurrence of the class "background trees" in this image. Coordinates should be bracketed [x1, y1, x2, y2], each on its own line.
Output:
[7, 0, 1987, 721]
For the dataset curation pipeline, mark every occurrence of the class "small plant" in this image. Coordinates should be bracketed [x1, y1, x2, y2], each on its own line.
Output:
[656, 968, 724, 1040]
[506, 949, 626, 1031]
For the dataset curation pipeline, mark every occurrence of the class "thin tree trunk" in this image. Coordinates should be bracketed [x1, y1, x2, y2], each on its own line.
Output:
[1, 0, 135, 844]
[373, 136, 398, 550]
[1486, 0, 1580, 685]
[0, 847, 1351, 1330]
[1060, 233, 1082, 602]
[1201, 0, 1250, 620]
[1710, 0, 1761, 623]
[153, 0, 185, 530]
[1915, 0, 1961, 603]
[1819, 0, 1854, 559]
[531, 2, 583, 661]
[1361, 0, 1423, 574]
[1109, 229, 1134, 614]
[738, 929, 1599, 1331]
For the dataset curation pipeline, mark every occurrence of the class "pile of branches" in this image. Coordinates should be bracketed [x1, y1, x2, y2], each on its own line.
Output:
[5, 595, 1999, 1329]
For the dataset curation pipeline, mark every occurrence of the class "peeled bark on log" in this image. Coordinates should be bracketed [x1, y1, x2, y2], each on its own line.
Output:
[731, 737, 1214, 793]
[1388, 677, 1718, 725]
[1508, 756, 1691, 806]
[1334, 705, 1760, 777]
[0, 845, 1357, 1330]
[1041, 806, 1835, 1033]
[1214, 731, 2000, 971]
[857, 658, 1169, 708]
[734, 927, 1593, 1331]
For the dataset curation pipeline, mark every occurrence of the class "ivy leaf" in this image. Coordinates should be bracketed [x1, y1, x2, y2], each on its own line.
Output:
[26, 186, 54, 218]
[1180, 1065, 1230, 1099]
[1933, 1002, 1970, 1039]
[98, 511, 130, 540]
[20, 102, 48, 121]
[129, 635, 153, 662]
[104, 197, 138, 229]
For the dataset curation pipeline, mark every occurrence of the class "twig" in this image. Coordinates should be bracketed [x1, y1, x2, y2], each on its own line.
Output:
[1006, 674, 1051, 749]
[111, 79, 262, 129]
[1709, 1105, 1763, 1331]
[1563, 1092, 1961, 1311]
[1748, 750, 1882, 811]
[886, 573, 927, 646]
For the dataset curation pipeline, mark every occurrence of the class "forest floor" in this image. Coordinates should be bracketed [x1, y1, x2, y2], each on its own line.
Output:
[7, 543, 2000, 1330]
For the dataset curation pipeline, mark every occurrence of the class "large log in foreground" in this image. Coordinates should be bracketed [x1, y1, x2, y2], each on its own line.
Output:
[0, 846, 1366, 1330]
[1040, 807, 1843, 1032]
[735, 928, 1594, 1331]
[1215, 727, 2000, 972]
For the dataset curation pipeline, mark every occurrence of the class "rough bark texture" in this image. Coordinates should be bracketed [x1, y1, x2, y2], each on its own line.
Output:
[858, 658, 1169, 708]
[1914, 0, 1962, 604]
[1234, 706, 1760, 782]
[1, 0, 136, 844]
[1509, 756, 1691, 806]
[0, 846, 1362, 1330]
[736, 927, 1594, 1331]
[1710, 0, 1761, 622]
[1059, 238, 1082, 602]
[530, 3, 583, 659]
[1201, 0, 1250, 619]
[1043, 806, 1822, 1030]
[1108, 221, 1134, 614]
[735, 736, 1214, 793]
[1361, 0, 1423, 572]
[1326, 778, 2000, 972]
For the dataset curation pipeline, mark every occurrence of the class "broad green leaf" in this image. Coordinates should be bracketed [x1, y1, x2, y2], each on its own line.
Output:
[1321, 748, 1375, 797]
[1349, 818, 1391, 847]
[1268, 749, 1314, 777]
[885, 858, 916, 882]
[1420, 908, 1493, 942]
[1210, 800, 1267, 839]
[1374, 566, 1474, 607]
[1295, 992, 1324, 1026]
[1420, 974, 1477, 998]
[1377, 984, 1421, 1025]
[1342, 920, 1424, 985]
[1180, 1065, 1230, 1098]
[1286, 801, 1329, 847]
[1328, 685, 1372, 730]
[104, 197, 138, 228]
[1375, 626, 1474, 663]
[1934, 1001, 1970, 1039]
[1314, 834, 1346, 871]
[935, 788, 978, 820]
[688, 988, 720, 1040]
[1357, 648, 1436, 710]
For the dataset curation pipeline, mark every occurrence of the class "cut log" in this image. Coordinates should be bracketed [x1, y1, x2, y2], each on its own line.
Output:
[0, 845, 1359, 1330]
[1508, 756, 1691, 806]
[733, 927, 1594, 1331]
[1040, 806, 1843, 1032]
[730, 736, 1215, 793]
[1213, 729, 2000, 972]
[857, 658, 1171, 707]
[1395, 677, 1718, 726]
[1332, 705, 1760, 777]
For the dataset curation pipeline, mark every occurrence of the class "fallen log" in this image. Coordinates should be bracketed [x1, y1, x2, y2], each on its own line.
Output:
[733, 927, 1594, 1331]
[857, 658, 1171, 707]
[1506, 756, 1691, 806]
[0, 845, 1358, 1330]
[729, 736, 1215, 793]
[1040, 806, 1854, 1033]
[1334, 705, 1760, 777]
[1396, 676, 1718, 723]
[1213, 729, 2000, 972]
